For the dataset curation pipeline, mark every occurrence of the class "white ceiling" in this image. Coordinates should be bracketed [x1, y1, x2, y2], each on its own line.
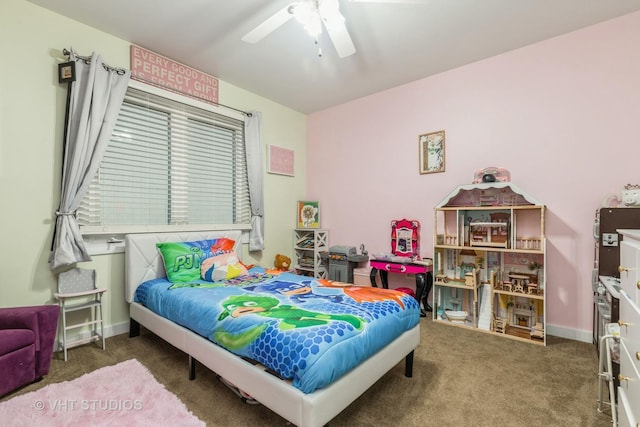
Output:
[28, 0, 640, 114]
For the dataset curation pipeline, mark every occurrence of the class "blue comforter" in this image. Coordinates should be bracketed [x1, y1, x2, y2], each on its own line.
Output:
[135, 269, 420, 393]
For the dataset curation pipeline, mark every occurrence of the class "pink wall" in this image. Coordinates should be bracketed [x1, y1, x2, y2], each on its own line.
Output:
[306, 11, 640, 337]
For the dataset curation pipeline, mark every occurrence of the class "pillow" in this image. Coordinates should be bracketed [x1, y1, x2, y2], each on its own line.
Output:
[157, 238, 235, 283]
[201, 251, 248, 282]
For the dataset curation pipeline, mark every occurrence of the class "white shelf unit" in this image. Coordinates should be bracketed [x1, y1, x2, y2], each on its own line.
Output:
[294, 229, 329, 279]
[432, 182, 547, 345]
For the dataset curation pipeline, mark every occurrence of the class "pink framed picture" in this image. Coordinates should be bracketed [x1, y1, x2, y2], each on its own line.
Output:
[267, 145, 294, 177]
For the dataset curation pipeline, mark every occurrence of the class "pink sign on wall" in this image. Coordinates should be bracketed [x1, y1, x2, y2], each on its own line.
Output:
[130, 45, 219, 104]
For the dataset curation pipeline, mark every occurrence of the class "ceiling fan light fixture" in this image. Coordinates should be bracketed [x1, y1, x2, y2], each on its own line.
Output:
[292, 1, 323, 38]
[242, 0, 356, 58]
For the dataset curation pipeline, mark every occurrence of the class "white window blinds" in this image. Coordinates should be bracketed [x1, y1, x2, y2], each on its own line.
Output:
[78, 87, 250, 233]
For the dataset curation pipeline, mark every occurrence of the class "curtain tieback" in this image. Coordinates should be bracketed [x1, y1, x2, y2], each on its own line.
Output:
[55, 211, 75, 216]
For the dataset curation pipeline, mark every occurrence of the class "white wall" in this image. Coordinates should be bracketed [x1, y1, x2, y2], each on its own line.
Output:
[0, 0, 307, 337]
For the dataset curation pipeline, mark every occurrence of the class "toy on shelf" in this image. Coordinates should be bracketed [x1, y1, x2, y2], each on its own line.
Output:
[469, 212, 510, 248]
[465, 269, 479, 287]
[530, 322, 544, 339]
[472, 166, 511, 184]
[493, 314, 507, 334]
[445, 310, 468, 323]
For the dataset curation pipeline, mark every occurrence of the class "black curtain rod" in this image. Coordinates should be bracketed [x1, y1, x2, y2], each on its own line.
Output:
[62, 48, 252, 117]
[62, 48, 127, 75]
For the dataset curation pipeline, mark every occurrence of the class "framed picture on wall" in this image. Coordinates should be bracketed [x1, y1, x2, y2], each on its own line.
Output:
[267, 145, 294, 176]
[58, 61, 76, 83]
[297, 201, 320, 228]
[419, 130, 445, 174]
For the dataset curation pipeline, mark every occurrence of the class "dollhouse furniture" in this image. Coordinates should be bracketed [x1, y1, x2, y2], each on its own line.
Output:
[432, 182, 547, 345]
[0, 305, 59, 396]
[55, 268, 106, 361]
[530, 322, 544, 339]
[493, 315, 507, 334]
[369, 219, 433, 316]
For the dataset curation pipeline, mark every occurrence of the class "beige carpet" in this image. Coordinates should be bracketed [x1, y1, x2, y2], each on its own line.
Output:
[2, 317, 613, 426]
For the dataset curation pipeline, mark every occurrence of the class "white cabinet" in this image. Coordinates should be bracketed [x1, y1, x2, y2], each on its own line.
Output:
[433, 182, 547, 345]
[620, 230, 640, 306]
[294, 229, 329, 279]
[617, 229, 640, 425]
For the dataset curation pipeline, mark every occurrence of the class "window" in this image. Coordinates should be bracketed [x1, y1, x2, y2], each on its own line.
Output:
[78, 86, 251, 235]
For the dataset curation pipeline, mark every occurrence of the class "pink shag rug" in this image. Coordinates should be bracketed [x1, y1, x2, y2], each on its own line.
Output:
[0, 359, 205, 427]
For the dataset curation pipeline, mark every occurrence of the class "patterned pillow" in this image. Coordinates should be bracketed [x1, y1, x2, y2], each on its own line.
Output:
[157, 238, 235, 283]
[201, 251, 248, 282]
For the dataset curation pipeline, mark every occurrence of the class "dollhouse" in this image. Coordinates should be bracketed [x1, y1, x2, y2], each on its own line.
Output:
[432, 181, 547, 345]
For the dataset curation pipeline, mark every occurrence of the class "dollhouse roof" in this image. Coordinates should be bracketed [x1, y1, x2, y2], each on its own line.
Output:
[435, 182, 543, 208]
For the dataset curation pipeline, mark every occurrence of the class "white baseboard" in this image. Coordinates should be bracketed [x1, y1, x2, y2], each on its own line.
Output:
[547, 324, 593, 344]
[56, 320, 130, 352]
[57, 319, 594, 353]
[106, 320, 130, 337]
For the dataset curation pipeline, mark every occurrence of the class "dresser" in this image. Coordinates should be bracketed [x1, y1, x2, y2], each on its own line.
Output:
[617, 229, 640, 426]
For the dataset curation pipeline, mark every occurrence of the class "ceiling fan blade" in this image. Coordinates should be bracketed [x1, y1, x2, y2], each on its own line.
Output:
[241, 4, 294, 44]
[324, 19, 356, 58]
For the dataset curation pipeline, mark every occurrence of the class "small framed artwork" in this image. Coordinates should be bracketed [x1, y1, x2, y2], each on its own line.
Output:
[297, 201, 320, 228]
[267, 145, 294, 176]
[419, 130, 445, 174]
[58, 61, 76, 83]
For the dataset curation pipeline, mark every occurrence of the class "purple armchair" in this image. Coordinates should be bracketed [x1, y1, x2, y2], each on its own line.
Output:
[0, 305, 59, 397]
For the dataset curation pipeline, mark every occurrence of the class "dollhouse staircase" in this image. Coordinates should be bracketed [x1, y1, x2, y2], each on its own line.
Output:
[477, 284, 492, 330]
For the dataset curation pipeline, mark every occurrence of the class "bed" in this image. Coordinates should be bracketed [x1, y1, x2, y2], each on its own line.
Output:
[125, 230, 420, 427]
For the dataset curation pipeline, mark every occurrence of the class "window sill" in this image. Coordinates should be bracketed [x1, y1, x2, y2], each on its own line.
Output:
[82, 228, 250, 256]
[83, 235, 126, 255]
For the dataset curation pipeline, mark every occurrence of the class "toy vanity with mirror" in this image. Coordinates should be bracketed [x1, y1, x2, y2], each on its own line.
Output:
[374, 219, 429, 264]
[390, 219, 420, 262]
[370, 219, 433, 316]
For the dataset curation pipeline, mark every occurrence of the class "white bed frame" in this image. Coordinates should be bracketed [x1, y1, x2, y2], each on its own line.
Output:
[125, 231, 420, 427]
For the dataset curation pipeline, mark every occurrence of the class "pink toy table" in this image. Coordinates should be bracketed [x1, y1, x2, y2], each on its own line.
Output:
[369, 259, 433, 317]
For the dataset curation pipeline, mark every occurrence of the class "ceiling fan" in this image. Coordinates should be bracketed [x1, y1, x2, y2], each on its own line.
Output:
[241, 0, 427, 58]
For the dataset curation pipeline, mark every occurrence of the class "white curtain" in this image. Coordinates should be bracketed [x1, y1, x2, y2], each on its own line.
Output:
[49, 49, 130, 270]
[244, 111, 264, 251]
